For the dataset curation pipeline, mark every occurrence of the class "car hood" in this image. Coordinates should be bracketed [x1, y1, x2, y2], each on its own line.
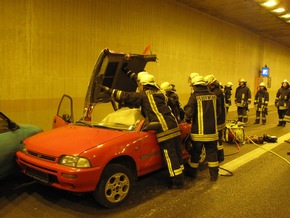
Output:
[24, 124, 129, 156]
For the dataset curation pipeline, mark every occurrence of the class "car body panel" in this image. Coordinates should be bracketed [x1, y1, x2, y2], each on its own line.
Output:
[0, 112, 42, 180]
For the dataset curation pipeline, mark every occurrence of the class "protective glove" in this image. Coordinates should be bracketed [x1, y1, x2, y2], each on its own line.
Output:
[101, 85, 113, 94]
[122, 63, 137, 79]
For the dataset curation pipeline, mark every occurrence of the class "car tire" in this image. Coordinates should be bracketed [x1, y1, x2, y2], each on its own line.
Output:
[94, 163, 134, 208]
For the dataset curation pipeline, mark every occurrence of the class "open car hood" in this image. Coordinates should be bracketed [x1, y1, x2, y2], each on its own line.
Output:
[82, 48, 157, 120]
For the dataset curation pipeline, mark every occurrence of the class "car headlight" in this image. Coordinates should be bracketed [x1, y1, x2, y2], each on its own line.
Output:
[59, 155, 91, 168]
[20, 143, 27, 154]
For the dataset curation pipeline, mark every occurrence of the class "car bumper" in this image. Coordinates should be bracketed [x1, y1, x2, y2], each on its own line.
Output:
[16, 151, 103, 193]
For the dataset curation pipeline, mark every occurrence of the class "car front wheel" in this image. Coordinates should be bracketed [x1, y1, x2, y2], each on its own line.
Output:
[94, 163, 134, 208]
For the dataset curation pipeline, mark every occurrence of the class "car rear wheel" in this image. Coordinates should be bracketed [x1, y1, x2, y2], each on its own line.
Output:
[94, 163, 134, 208]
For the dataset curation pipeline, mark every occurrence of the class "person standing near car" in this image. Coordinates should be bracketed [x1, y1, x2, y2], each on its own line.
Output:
[275, 79, 290, 127]
[101, 73, 186, 189]
[224, 82, 233, 114]
[184, 75, 219, 181]
[160, 81, 184, 123]
[254, 82, 269, 125]
[235, 78, 252, 123]
[204, 74, 226, 163]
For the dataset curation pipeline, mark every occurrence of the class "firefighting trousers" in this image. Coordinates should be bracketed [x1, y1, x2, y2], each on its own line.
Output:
[255, 111, 266, 123]
[237, 107, 248, 122]
[278, 109, 287, 122]
[159, 136, 184, 178]
[188, 141, 219, 177]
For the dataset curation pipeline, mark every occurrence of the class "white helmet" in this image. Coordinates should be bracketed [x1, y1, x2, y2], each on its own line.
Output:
[239, 78, 246, 83]
[191, 75, 207, 86]
[259, 82, 266, 87]
[160, 82, 172, 91]
[282, 79, 289, 84]
[137, 71, 149, 82]
[188, 72, 200, 83]
[204, 74, 217, 85]
[225, 81, 233, 87]
[140, 74, 157, 87]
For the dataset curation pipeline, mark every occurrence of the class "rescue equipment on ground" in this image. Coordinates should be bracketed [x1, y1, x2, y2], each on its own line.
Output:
[224, 120, 245, 144]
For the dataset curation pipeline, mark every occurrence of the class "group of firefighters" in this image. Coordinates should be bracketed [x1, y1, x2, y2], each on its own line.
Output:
[101, 66, 290, 189]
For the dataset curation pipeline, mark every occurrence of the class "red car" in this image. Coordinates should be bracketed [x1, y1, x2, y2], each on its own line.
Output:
[16, 48, 191, 208]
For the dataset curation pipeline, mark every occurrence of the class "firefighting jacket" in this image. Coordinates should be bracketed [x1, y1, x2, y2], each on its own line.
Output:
[165, 90, 183, 123]
[210, 86, 226, 131]
[275, 87, 290, 110]
[184, 86, 218, 142]
[113, 87, 181, 143]
[235, 85, 251, 107]
[254, 89, 269, 111]
[224, 86, 232, 107]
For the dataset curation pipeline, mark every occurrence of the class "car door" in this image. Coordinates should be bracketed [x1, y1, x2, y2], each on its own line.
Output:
[0, 113, 20, 179]
[52, 94, 74, 129]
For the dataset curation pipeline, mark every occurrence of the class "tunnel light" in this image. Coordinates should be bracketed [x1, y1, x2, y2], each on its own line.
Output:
[262, 0, 278, 8]
[272, 7, 285, 13]
[280, 13, 290, 18]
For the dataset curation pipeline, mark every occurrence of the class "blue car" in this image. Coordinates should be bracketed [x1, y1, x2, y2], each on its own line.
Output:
[0, 112, 42, 180]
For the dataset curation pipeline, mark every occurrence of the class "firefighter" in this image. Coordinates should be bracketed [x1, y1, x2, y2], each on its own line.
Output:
[235, 78, 252, 123]
[204, 74, 226, 163]
[188, 72, 200, 93]
[184, 75, 219, 181]
[224, 82, 233, 113]
[254, 82, 269, 125]
[160, 81, 184, 123]
[101, 73, 185, 189]
[275, 79, 290, 127]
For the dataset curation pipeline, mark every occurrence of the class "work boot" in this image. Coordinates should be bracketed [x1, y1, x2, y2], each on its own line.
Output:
[282, 121, 286, 127]
[209, 167, 219, 182]
[185, 167, 197, 179]
[168, 173, 186, 189]
[277, 121, 282, 126]
[243, 118, 248, 123]
[254, 120, 259, 124]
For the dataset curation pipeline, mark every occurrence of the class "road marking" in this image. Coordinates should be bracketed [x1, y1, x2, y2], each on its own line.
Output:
[220, 133, 290, 171]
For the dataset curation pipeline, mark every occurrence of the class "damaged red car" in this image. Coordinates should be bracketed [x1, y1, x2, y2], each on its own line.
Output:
[16, 48, 191, 208]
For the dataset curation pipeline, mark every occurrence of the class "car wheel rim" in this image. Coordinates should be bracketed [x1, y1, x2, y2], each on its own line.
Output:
[105, 172, 130, 203]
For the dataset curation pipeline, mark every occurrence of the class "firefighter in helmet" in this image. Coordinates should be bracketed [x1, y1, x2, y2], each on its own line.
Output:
[101, 73, 186, 189]
[235, 78, 252, 123]
[224, 82, 233, 113]
[275, 79, 290, 127]
[184, 75, 219, 181]
[204, 74, 226, 163]
[254, 82, 269, 125]
[160, 82, 184, 123]
[188, 72, 200, 94]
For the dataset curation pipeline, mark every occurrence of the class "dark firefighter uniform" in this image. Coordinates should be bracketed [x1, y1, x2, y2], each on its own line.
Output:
[224, 82, 233, 113]
[275, 80, 290, 127]
[210, 84, 226, 162]
[254, 82, 269, 125]
[184, 76, 219, 181]
[103, 75, 185, 188]
[235, 79, 252, 123]
[160, 82, 184, 123]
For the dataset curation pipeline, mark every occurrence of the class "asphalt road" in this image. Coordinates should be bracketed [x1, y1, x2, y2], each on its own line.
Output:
[1, 106, 289, 218]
